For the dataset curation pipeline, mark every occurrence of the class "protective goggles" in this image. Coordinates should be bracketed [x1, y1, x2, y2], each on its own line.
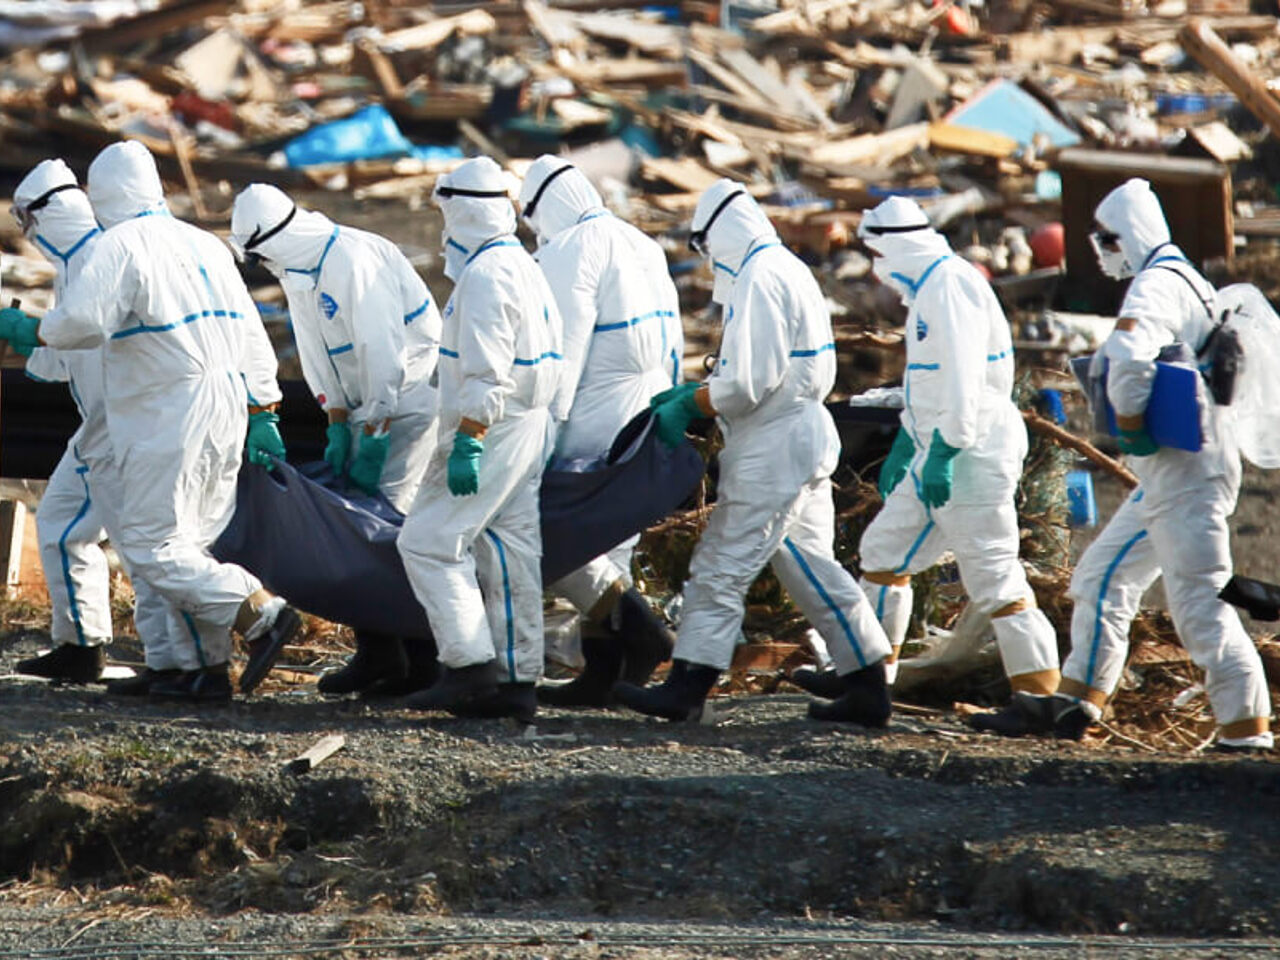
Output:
[520, 165, 573, 222]
[434, 184, 510, 200]
[10, 182, 79, 233]
[688, 189, 745, 256]
[240, 203, 297, 266]
[1090, 228, 1121, 251]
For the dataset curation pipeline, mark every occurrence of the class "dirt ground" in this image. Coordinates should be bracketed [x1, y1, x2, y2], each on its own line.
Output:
[3, 191, 1280, 958]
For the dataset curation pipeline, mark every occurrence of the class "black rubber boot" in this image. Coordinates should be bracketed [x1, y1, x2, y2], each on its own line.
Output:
[968, 691, 1060, 738]
[612, 659, 720, 721]
[405, 661, 498, 712]
[1052, 701, 1093, 741]
[451, 682, 538, 723]
[150, 663, 233, 702]
[105, 666, 180, 696]
[616, 588, 676, 685]
[807, 662, 892, 727]
[537, 630, 623, 708]
[240, 604, 303, 694]
[318, 631, 408, 695]
[16, 643, 106, 683]
[362, 634, 440, 698]
[787, 665, 845, 700]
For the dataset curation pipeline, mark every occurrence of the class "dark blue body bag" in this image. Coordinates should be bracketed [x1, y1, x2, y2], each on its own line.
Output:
[211, 410, 705, 639]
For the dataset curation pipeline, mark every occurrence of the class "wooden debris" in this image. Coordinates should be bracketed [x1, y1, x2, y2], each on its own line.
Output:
[1178, 18, 1280, 140]
[286, 734, 346, 775]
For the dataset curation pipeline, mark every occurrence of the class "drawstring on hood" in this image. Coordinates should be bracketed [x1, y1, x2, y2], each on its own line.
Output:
[433, 156, 519, 281]
[87, 141, 169, 229]
[1091, 178, 1172, 281]
[230, 182, 337, 290]
[690, 178, 778, 305]
[518, 155, 605, 246]
[858, 195, 951, 305]
[14, 159, 99, 282]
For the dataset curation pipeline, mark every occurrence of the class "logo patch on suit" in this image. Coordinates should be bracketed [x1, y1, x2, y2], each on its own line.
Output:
[319, 293, 339, 320]
[444, 300, 455, 320]
[916, 318, 928, 341]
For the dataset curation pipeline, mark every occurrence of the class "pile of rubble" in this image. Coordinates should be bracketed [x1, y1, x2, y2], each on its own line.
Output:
[0, 1, 1277, 316]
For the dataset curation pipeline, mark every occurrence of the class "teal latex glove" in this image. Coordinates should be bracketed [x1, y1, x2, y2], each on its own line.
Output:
[324, 421, 352, 475]
[348, 430, 390, 496]
[920, 429, 962, 509]
[448, 431, 484, 496]
[1117, 426, 1159, 457]
[246, 410, 286, 467]
[0, 307, 40, 358]
[878, 427, 916, 499]
[650, 382, 696, 410]
[651, 381, 708, 448]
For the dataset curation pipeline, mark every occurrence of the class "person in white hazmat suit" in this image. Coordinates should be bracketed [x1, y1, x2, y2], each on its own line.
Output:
[0, 141, 302, 701]
[516, 155, 679, 708]
[9, 159, 178, 690]
[229, 183, 443, 697]
[396, 156, 563, 722]
[612, 179, 894, 723]
[793, 196, 1061, 713]
[975, 179, 1273, 751]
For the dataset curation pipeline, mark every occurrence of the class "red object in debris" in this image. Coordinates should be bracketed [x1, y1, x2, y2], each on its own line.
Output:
[933, 0, 975, 35]
[1030, 222, 1066, 268]
[971, 260, 993, 280]
[172, 90, 238, 132]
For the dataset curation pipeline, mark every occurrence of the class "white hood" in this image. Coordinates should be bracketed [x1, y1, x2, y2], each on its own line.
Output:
[229, 182, 334, 271]
[858, 195, 951, 305]
[15, 159, 99, 275]
[433, 156, 519, 280]
[691, 178, 777, 304]
[86, 140, 168, 229]
[1093, 178, 1172, 277]
[518, 155, 604, 243]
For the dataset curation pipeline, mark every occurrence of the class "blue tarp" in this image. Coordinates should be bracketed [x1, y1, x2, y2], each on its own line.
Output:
[284, 104, 465, 168]
[945, 80, 1080, 150]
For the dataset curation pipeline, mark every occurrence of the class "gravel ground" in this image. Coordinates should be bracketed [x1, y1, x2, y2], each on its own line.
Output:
[2, 637, 1278, 957]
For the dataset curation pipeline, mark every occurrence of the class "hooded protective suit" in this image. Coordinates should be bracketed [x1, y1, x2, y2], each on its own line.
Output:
[672, 179, 890, 674]
[396, 157, 562, 680]
[1062, 179, 1270, 740]
[229, 184, 441, 511]
[19, 160, 178, 665]
[856, 196, 1059, 691]
[38, 142, 283, 670]
[519, 155, 682, 614]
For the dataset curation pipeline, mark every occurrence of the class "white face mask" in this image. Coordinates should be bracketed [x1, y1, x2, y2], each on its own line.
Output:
[872, 257, 914, 305]
[280, 268, 318, 293]
[711, 260, 735, 306]
[1089, 231, 1132, 280]
[443, 235, 469, 282]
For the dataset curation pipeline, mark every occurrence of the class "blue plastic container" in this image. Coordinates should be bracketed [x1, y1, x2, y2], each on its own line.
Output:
[1066, 470, 1097, 528]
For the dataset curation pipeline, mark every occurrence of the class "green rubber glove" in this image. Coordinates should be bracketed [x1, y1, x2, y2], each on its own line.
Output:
[448, 431, 484, 496]
[1117, 425, 1159, 457]
[878, 427, 916, 499]
[651, 381, 708, 448]
[323, 421, 352, 475]
[246, 410, 286, 467]
[920, 428, 961, 509]
[0, 307, 41, 358]
[348, 430, 390, 496]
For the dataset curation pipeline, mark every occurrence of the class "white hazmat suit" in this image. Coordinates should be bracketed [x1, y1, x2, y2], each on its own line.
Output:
[38, 142, 285, 673]
[229, 184, 442, 512]
[519, 155, 682, 616]
[1061, 179, 1271, 745]
[17, 160, 182, 673]
[857, 197, 1059, 694]
[396, 157, 562, 688]
[669, 181, 890, 678]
